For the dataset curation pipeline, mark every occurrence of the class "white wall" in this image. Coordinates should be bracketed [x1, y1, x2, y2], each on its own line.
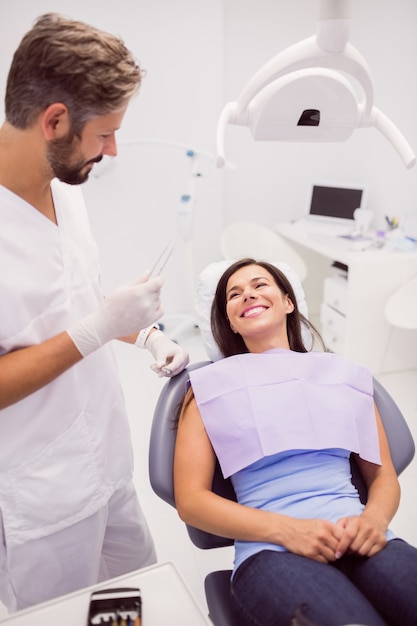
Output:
[1, 0, 416, 318]
[222, 0, 417, 231]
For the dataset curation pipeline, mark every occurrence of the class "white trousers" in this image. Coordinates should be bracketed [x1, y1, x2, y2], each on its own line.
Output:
[0, 481, 156, 613]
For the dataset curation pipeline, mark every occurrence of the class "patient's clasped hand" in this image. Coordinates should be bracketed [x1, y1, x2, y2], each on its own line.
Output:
[174, 257, 417, 626]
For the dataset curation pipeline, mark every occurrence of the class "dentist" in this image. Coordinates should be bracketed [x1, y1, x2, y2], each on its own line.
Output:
[0, 13, 188, 612]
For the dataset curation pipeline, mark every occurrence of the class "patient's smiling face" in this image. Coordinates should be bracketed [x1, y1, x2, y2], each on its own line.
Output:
[225, 264, 294, 351]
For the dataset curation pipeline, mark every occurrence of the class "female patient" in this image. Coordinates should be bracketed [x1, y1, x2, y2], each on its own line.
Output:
[174, 258, 417, 626]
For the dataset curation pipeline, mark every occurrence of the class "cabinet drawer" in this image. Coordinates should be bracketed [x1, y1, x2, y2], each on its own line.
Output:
[323, 276, 348, 315]
[321, 327, 345, 354]
[320, 302, 346, 353]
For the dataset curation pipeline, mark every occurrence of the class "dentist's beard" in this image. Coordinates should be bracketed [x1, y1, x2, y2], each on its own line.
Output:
[47, 132, 103, 185]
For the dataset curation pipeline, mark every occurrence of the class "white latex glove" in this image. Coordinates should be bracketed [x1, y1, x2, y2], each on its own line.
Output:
[145, 330, 189, 377]
[68, 272, 163, 357]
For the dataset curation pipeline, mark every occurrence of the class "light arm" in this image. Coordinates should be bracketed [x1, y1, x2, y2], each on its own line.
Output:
[370, 107, 416, 169]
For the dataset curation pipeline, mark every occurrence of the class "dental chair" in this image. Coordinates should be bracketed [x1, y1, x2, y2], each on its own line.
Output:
[148, 259, 415, 626]
[149, 364, 415, 626]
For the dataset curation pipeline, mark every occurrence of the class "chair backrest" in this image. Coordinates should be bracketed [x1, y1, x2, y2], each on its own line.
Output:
[149, 361, 415, 547]
[351, 376, 415, 502]
[149, 361, 235, 549]
[221, 221, 308, 282]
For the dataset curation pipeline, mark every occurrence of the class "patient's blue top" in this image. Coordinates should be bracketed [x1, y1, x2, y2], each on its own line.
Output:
[231, 447, 394, 575]
[188, 350, 395, 577]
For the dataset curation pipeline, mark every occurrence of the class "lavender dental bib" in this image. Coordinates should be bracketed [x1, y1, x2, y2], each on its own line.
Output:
[189, 349, 380, 478]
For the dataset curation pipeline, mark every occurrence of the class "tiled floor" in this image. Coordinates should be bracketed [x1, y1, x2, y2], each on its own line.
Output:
[1, 325, 416, 620]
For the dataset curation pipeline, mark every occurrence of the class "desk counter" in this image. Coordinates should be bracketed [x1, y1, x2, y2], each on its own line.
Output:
[0, 562, 212, 626]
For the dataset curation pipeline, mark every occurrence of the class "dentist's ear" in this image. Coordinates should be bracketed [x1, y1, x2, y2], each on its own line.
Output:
[41, 103, 71, 140]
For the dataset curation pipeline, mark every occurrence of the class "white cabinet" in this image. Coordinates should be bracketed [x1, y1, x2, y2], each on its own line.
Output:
[320, 275, 348, 353]
[323, 274, 348, 315]
[320, 302, 346, 353]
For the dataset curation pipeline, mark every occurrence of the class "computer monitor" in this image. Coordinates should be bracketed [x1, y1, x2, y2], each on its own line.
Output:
[308, 184, 364, 224]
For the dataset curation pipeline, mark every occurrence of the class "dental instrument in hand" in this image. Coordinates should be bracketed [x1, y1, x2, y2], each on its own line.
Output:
[149, 240, 175, 278]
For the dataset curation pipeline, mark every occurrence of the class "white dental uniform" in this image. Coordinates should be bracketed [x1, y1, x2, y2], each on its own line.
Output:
[0, 180, 156, 611]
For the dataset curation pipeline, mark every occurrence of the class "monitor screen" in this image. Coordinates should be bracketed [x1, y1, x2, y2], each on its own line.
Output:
[309, 185, 363, 221]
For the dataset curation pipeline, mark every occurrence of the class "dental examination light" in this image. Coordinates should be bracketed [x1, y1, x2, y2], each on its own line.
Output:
[216, 0, 416, 169]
